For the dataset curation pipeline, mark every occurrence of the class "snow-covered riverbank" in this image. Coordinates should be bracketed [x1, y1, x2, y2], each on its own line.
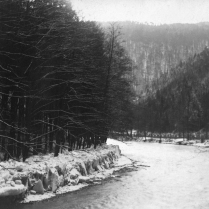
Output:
[0, 139, 134, 203]
[134, 136, 209, 147]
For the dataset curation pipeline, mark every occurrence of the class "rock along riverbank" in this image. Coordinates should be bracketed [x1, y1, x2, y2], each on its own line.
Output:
[0, 140, 133, 203]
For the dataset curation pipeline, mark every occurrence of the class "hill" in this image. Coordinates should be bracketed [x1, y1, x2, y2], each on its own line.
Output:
[101, 21, 209, 94]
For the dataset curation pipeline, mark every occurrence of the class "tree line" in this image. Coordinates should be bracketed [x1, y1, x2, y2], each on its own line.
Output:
[0, 0, 134, 160]
[133, 47, 209, 141]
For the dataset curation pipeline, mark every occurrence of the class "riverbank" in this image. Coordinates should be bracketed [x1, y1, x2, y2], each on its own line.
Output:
[133, 136, 209, 147]
[6, 141, 209, 209]
[0, 140, 134, 204]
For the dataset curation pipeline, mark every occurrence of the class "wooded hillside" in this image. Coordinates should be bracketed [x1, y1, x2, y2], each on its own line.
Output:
[133, 47, 209, 140]
[118, 22, 209, 94]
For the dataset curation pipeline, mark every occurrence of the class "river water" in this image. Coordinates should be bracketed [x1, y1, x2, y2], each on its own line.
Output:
[10, 140, 209, 209]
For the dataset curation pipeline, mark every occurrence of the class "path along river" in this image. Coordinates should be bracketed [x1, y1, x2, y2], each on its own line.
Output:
[10, 139, 209, 209]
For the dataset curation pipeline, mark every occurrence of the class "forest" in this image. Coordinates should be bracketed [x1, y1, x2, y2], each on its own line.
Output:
[0, 0, 134, 160]
[99, 21, 209, 141]
[132, 47, 209, 141]
[118, 21, 209, 94]
[101, 21, 209, 141]
[1, 1, 209, 162]
[96, 21, 209, 140]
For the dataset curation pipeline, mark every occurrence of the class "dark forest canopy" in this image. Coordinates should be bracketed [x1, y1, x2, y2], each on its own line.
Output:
[0, 0, 134, 160]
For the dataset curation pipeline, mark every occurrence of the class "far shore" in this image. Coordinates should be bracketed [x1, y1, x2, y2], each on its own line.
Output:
[116, 136, 209, 147]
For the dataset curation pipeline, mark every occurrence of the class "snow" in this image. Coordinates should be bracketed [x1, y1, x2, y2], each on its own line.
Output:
[107, 138, 129, 154]
[21, 142, 132, 203]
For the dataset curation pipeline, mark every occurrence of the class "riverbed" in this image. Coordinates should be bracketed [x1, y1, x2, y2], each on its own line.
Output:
[5, 139, 209, 209]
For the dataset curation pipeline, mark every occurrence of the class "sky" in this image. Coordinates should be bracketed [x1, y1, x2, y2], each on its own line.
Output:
[70, 0, 209, 24]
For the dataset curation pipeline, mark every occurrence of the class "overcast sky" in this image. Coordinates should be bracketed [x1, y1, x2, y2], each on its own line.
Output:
[70, 0, 209, 24]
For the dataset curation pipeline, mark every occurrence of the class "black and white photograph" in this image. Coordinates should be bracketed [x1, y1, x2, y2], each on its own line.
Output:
[0, 0, 209, 208]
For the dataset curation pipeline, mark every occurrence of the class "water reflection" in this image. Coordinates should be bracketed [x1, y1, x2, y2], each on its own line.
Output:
[5, 142, 209, 209]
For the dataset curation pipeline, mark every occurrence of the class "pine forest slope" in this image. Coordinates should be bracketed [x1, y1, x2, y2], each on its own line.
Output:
[135, 47, 209, 136]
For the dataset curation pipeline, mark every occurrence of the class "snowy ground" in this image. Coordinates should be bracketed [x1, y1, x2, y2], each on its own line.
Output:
[0, 140, 136, 203]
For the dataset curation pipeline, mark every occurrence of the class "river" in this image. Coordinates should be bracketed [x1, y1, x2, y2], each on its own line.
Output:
[7, 140, 209, 209]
